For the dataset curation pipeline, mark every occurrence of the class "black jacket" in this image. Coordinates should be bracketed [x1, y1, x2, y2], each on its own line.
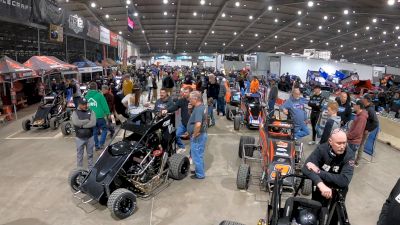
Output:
[268, 85, 278, 101]
[378, 178, 400, 225]
[162, 76, 174, 88]
[336, 97, 352, 126]
[207, 83, 220, 99]
[308, 93, 325, 112]
[167, 98, 189, 127]
[365, 104, 379, 132]
[302, 142, 354, 189]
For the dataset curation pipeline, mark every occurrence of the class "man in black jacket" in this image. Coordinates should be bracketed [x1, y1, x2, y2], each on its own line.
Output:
[308, 85, 325, 145]
[162, 87, 192, 153]
[377, 178, 400, 225]
[336, 91, 352, 127]
[268, 79, 279, 117]
[71, 98, 97, 170]
[162, 73, 175, 96]
[356, 94, 379, 166]
[302, 129, 354, 225]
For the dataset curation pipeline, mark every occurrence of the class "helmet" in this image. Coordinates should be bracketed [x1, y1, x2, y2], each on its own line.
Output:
[295, 208, 317, 225]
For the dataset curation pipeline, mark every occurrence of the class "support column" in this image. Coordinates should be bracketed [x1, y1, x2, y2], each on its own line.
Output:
[37, 28, 41, 55]
[84, 39, 87, 58]
[65, 35, 68, 62]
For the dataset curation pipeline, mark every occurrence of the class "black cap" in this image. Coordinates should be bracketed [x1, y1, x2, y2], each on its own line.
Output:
[355, 100, 365, 109]
[313, 84, 321, 89]
[362, 94, 372, 102]
[78, 97, 88, 105]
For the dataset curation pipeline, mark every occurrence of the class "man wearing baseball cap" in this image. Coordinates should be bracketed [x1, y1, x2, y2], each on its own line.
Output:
[71, 97, 96, 169]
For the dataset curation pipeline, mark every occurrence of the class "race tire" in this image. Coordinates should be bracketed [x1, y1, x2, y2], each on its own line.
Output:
[168, 153, 190, 180]
[238, 136, 255, 158]
[219, 221, 246, 225]
[49, 117, 59, 130]
[236, 164, 251, 190]
[68, 168, 89, 192]
[22, 119, 31, 131]
[107, 188, 137, 219]
[61, 121, 73, 136]
[234, 115, 241, 131]
[301, 179, 313, 196]
[225, 105, 231, 120]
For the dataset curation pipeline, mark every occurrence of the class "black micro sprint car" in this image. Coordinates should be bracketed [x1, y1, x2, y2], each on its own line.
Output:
[225, 89, 241, 120]
[22, 91, 70, 131]
[68, 110, 190, 219]
[233, 92, 264, 131]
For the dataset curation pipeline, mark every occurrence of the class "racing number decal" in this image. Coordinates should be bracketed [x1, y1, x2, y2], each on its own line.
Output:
[270, 164, 291, 179]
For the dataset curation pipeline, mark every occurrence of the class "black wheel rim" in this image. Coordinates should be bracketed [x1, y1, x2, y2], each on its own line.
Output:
[66, 123, 71, 134]
[118, 197, 134, 213]
[73, 171, 87, 189]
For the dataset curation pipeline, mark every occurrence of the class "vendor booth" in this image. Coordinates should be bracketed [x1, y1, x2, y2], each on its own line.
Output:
[0, 56, 38, 120]
[73, 59, 103, 83]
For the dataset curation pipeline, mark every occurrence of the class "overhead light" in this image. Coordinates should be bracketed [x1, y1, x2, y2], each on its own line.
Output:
[268, 5, 273, 11]
[205, 42, 207, 45]
[211, 30, 215, 34]
[133, 12, 138, 16]
[354, 33, 358, 36]
[258, 45, 261, 48]
[249, 15, 253, 20]
[340, 44, 343, 48]
[337, 29, 341, 33]
[395, 26, 400, 30]
[383, 31, 387, 35]
[343, 9, 349, 15]
[163, 11, 168, 16]
[310, 39, 313, 43]
[163, 0, 168, 4]
[372, 18, 377, 23]
[318, 25, 322, 30]
[388, 0, 395, 6]
[365, 26, 370, 30]
[105, 14, 110, 19]
[142, 30, 145, 33]
[193, 12, 197, 16]
[297, 10, 302, 15]
[186, 42, 188, 45]
[222, 13, 226, 17]
[200, 0, 205, 5]
[188, 30, 192, 33]
[254, 33, 258, 37]
[235, 1, 240, 7]
[323, 15, 328, 20]
[100, 7, 102, 10]
[353, 47, 357, 50]
[119, 31, 122, 34]
[274, 35, 278, 39]
[90, 2, 96, 8]
[307, 1, 314, 7]
[241, 44, 243, 47]
[377, 52, 380, 55]
[147, 42, 149, 45]
[326, 42, 329, 46]
[346, 21, 350, 25]
[293, 37, 297, 41]
[126, 0, 131, 4]
[297, 22, 302, 26]
[396, 44, 398, 46]
[366, 49, 368, 52]
[223, 43, 226, 46]
[369, 36, 373, 40]
[383, 40, 386, 43]
[166, 42, 169, 45]
[234, 32, 237, 35]
[274, 18, 279, 23]
[165, 30, 168, 33]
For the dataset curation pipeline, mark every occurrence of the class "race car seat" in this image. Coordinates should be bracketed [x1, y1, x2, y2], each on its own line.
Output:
[277, 197, 328, 225]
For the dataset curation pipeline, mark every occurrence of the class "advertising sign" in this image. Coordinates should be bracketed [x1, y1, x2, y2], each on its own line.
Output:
[86, 20, 99, 40]
[49, 24, 64, 43]
[110, 32, 118, 47]
[0, 0, 32, 22]
[100, 26, 110, 45]
[67, 14, 84, 34]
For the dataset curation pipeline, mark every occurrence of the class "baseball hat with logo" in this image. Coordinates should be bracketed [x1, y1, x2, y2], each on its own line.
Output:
[78, 97, 88, 105]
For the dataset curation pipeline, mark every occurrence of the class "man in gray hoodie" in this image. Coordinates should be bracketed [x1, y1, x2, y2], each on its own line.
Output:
[217, 78, 227, 116]
[71, 97, 97, 170]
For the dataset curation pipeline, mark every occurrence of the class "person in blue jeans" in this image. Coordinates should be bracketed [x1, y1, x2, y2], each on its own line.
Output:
[281, 88, 310, 140]
[268, 79, 278, 117]
[85, 82, 111, 150]
[207, 97, 215, 126]
[187, 91, 208, 179]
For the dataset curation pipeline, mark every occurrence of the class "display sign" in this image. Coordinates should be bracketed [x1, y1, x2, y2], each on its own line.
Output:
[198, 56, 214, 62]
[110, 32, 118, 47]
[303, 49, 317, 57]
[0, 0, 32, 22]
[86, 20, 99, 40]
[32, 0, 65, 25]
[49, 24, 63, 42]
[68, 14, 84, 34]
[127, 16, 135, 32]
[176, 56, 192, 60]
[100, 26, 111, 44]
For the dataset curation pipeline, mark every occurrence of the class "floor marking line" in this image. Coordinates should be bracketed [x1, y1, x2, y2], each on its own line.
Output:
[53, 132, 63, 139]
[5, 130, 22, 139]
[5, 137, 58, 140]
[149, 197, 155, 225]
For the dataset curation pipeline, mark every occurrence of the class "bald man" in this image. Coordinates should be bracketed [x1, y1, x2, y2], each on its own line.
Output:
[281, 88, 309, 139]
[302, 128, 354, 224]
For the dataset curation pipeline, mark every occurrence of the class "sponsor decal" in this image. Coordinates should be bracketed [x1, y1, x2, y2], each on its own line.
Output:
[395, 193, 400, 204]
[277, 148, 287, 152]
[322, 164, 331, 171]
[332, 166, 340, 173]
[68, 14, 84, 34]
[276, 141, 288, 148]
[0, 0, 30, 10]
[162, 120, 170, 127]
[276, 152, 289, 157]
[87, 98, 97, 107]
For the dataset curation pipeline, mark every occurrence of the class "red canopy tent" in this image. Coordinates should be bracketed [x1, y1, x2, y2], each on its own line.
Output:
[0, 56, 37, 119]
[23, 56, 77, 75]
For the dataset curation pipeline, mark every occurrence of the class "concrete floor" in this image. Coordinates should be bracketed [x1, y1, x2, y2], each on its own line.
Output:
[0, 101, 399, 225]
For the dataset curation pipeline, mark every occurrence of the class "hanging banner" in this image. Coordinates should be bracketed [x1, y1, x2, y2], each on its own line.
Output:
[100, 26, 110, 45]
[66, 13, 84, 35]
[32, 0, 65, 25]
[49, 24, 64, 43]
[86, 20, 99, 41]
[0, 0, 32, 22]
[110, 32, 118, 47]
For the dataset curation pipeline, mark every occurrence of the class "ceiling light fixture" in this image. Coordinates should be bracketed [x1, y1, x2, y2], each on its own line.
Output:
[200, 0, 205, 5]
[211, 30, 215, 34]
[388, 0, 395, 6]
[163, 0, 168, 4]
[258, 45, 261, 48]
[297, 10, 302, 15]
[323, 15, 328, 20]
[268, 6, 273, 11]
[307, 1, 314, 7]
[337, 29, 341, 33]
[343, 9, 349, 15]
[142, 30, 145, 33]
[90, 2, 96, 8]
[310, 39, 313, 43]
[318, 25, 322, 30]
[205, 42, 207, 45]
[346, 21, 350, 25]
[165, 30, 168, 33]
[353, 47, 357, 50]
[234, 32, 237, 35]
[383, 31, 387, 35]
[326, 42, 329, 46]
[119, 31, 122, 34]
[249, 15, 253, 20]
[354, 33, 358, 36]
[340, 44, 343, 48]
[193, 12, 197, 16]
[297, 22, 302, 26]
[166, 42, 168, 45]
[365, 26, 370, 30]
[274, 35, 278, 39]
[241, 44, 244, 47]
[274, 18, 279, 23]
[366, 50, 368, 52]
[372, 18, 377, 23]
[235, 1, 240, 7]
[188, 30, 192, 33]
[255, 33, 258, 37]
[293, 37, 297, 41]
[105, 14, 110, 19]
[163, 11, 168, 16]
[223, 43, 225, 46]
[133, 12, 138, 16]
[377, 52, 380, 55]
[126, 0, 131, 4]
[221, 13, 226, 17]
[370, 36, 373, 40]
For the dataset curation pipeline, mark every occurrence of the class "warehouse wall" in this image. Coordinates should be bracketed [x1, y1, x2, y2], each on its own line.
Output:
[279, 55, 374, 81]
[386, 66, 400, 75]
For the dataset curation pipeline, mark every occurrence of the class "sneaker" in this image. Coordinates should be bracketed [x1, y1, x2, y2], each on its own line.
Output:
[308, 141, 315, 145]
[177, 148, 186, 154]
[190, 174, 205, 179]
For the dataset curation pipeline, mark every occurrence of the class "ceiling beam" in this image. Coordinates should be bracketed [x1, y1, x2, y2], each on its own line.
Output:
[198, 0, 230, 51]
[245, 15, 307, 52]
[173, 0, 182, 51]
[129, 5, 151, 51]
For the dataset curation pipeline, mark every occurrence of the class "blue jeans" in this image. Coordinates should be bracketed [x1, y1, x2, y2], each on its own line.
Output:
[268, 99, 275, 117]
[208, 105, 215, 125]
[147, 86, 152, 101]
[294, 122, 310, 139]
[93, 118, 108, 148]
[217, 97, 226, 115]
[190, 133, 208, 178]
[176, 124, 187, 149]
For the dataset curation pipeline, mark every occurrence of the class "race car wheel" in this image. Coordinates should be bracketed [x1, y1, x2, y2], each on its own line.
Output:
[49, 117, 59, 130]
[219, 220, 246, 225]
[107, 188, 137, 219]
[225, 105, 232, 120]
[68, 168, 89, 192]
[233, 115, 241, 131]
[236, 164, 251, 190]
[22, 119, 31, 131]
[238, 136, 255, 158]
[61, 121, 72, 136]
[301, 179, 313, 196]
[168, 153, 190, 180]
